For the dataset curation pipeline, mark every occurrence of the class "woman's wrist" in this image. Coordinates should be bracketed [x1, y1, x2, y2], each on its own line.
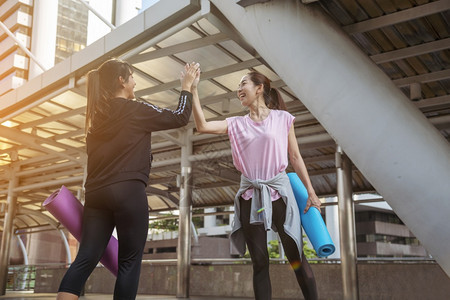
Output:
[307, 187, 316, 195]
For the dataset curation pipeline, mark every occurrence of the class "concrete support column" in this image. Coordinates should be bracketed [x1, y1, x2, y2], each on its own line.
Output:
[86, 0, 114, 45]
[177, 128, 193, 298]
[277, 233, 285, 260]
[0, 167, 19, 295]
[204, 207, 217, 228]
[336, 146, 359, 300]
[114, 0, 141, 26]
[325, 197, 341, 259]
[228, 206, 235, 226]
[29, 0, 58, 78]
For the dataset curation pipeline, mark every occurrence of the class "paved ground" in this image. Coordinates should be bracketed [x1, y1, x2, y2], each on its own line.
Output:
[0, 292, 254, 300]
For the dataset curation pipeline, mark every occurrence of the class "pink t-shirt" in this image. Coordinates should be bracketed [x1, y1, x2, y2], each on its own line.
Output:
[226, 110, 295, 201]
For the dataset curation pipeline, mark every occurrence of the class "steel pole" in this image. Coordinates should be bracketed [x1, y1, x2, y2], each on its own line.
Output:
[0, 167, 18, 295]
[177, 128, 193, 298]
[336, 146, 359, 300]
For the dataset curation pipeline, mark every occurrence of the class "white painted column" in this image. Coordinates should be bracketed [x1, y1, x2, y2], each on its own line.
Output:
[29, 0, 58, 78]
[115, 0, 141, 26]
[86, 0, 114, 45]
[0, 167, 18, 295]
[228, 206, 234, 226]
[325, 197, 341, 259]
[203, 207, 217, 229]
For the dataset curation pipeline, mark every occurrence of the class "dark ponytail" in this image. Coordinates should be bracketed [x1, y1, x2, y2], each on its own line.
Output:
[267, 87, 286, 111]
[85, 69, 101, 134]
[85, 58, 133, 135]
[247, 71, 287, 111]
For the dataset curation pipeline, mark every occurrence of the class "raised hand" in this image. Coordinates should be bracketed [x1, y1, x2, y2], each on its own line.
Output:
[180, 62, 200, 91]
[192, 66, 200, 90]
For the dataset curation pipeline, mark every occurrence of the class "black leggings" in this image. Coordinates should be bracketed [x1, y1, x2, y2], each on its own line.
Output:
[58, 180, 149, 300]
[240, 197, 318, 300]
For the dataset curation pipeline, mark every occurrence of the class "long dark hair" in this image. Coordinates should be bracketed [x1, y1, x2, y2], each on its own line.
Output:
[246, 71, 287, 111]
[85, 58, 133, 134]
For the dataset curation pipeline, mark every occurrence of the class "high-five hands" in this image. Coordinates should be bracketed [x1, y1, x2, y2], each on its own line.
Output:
[181, 62, 201, 92]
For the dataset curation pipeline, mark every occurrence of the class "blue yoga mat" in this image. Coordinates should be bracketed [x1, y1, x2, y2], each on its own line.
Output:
[287, 172, 335, 257]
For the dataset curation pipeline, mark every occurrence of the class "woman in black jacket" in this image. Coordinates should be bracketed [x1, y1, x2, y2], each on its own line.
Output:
[57, 58, 200, 300]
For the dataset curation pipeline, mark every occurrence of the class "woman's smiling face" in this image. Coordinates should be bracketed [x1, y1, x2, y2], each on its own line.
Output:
[237, 75, 259, 107]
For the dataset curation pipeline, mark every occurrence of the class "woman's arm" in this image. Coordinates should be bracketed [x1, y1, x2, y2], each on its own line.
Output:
[287, 124, 322, 213]
[188, 63, 228, 135]
[136, 64, 198, 132]
[191, 86, 228, 134]
[136, 90, 192, 132]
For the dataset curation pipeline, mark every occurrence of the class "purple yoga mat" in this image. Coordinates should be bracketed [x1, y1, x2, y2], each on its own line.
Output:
[43, 185, 118, 276]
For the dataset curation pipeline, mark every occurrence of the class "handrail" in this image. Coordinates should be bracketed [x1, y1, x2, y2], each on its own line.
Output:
[6, 257, 437, 291]
[8, 256, 436, 269]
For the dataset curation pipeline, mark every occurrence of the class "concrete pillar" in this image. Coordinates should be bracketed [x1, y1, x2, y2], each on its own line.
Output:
[177, 128, 193, 298]
[336, 146, 359, 300]
[0, 167, 19, 295]
[325, 197, 341, 259]
[86, 0, 114, 45]
[204, 207, 217, 228]
[84, 0, 140, 44]
[29, 0, 58, 78]
[115, 0, 141, 26]
[210, 0, 450, 276]
[228, 206, 235, 226]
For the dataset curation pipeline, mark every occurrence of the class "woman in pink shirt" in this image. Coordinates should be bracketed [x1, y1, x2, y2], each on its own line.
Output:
[191, 64, 321, 300]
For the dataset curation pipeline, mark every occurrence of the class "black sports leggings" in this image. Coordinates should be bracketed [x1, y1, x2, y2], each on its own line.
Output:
[240, 197, 318, 300]
[58, 180, 149, 300]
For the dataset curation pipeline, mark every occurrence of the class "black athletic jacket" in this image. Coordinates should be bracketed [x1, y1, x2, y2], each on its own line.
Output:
[84, 91, 192, 192]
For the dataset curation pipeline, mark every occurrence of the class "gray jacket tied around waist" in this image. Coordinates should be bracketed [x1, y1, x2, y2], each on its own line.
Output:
[230, 171, 303, 258]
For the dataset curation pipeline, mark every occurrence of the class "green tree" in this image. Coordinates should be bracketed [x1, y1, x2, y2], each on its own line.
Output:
[149, 217, 178, 231]
[243, 236, 317, 260]
[268, 240, 280, 258]
[148, 210, 203, 232]
[303, 235, 318, 260]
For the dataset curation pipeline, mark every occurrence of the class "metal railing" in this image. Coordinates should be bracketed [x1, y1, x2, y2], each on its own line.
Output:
[6, 265, 35, 291]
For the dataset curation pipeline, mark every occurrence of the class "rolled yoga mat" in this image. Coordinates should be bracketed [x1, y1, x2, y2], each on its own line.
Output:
[43, 185, 118, 276]
[287, 172, 335, 257]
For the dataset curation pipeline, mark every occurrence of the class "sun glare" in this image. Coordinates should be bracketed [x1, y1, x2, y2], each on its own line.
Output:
[1, 121, 13, 127]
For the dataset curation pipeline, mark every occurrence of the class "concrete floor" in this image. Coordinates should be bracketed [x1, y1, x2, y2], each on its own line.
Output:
[0, 292, 254, 300]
